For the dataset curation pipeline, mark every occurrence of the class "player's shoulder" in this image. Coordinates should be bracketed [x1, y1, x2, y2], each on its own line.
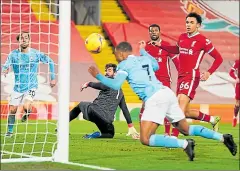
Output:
[29, 48, 40, 53]
[161, 40, 171, 46]
[10, 49, 20, 54]
[197, 33, 210, 41]
[179, 33, 188, 39]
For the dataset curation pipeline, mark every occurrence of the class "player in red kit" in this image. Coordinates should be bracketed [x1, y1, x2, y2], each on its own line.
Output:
[139, 24, 180, 136]
[159, 12, 223, 137]
[229, 59, 240, 127]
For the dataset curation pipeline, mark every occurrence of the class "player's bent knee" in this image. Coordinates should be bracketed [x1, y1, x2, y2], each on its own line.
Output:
[140, 136, 150, 146]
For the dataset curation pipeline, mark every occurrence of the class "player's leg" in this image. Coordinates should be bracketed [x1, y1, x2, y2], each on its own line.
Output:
[21, 89, 36, 122]
[161, 80, 171, 136]
[141, 88, 195, 161]
[6, 105, 18, 137]
[233, 83, 240, 127]
[6, 91, 23, 136]
[92, 116, 115, 138]
[177, 78, 220, 131]
[169, 100, 237, 156]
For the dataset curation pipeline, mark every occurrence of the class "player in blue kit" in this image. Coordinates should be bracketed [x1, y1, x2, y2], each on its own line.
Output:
[2, 31, 56, 137]
[88, 41, 237, 161]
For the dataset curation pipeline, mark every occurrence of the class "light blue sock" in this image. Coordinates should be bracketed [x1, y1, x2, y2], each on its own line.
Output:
[149, 134, 186, 148]
[7, 114, 16, 133]
[189, 125, 223, 141]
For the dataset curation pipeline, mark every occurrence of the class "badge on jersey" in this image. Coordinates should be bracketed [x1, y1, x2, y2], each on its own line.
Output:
[158, 49, 162, 55]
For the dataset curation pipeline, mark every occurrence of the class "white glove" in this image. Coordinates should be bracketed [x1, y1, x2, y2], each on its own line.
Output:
[126, 126, 140, 140]
[80, 82, 89, 92]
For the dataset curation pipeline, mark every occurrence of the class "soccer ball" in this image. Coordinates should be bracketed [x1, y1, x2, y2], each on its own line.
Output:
[85, 33, 106, 53]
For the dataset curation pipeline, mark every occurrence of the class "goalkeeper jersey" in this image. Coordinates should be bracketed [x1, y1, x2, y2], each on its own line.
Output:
[2, 48, 55, 93]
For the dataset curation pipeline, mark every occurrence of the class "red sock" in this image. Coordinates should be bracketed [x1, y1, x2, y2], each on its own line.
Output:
[197, 111, 211, 122]
[234, 105, 239, 118]
[139, 107, 144, 122]
[171, 127, 180, 137]
[164, 118, 170, 135]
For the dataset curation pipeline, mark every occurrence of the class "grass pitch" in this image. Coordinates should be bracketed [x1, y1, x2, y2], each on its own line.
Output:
[1, 120, 239, 170]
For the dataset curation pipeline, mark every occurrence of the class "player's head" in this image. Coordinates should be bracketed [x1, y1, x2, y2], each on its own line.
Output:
[115, 42, 133, 63]
[186, 12, 202, 34]
[16, 31, 30, 49]
[105, 63, 117, 77]
[149, 24, 160, 41]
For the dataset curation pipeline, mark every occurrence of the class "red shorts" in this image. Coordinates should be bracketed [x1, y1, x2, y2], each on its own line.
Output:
[235, 83, 240, 100]
[176, 76, 200, 100]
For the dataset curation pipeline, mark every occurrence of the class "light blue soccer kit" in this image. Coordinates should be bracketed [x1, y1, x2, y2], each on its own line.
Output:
[96, 49, 223, 149]
[2, 48, 55, 106]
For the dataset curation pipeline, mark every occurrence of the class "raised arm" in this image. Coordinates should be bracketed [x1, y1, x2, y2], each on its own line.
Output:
[96, 71, 127, 90]
[39, 52, 56, 80]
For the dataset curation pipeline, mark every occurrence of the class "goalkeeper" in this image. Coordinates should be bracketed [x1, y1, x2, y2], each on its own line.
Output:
[70, 63, 139, 139]
[2, 31, 56, 137]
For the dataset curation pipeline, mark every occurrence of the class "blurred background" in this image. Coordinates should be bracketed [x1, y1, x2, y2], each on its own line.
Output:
[1, 0, 239, 123]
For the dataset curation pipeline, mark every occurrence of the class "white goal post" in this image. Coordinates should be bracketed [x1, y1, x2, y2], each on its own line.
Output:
[1, 0, 71, 163]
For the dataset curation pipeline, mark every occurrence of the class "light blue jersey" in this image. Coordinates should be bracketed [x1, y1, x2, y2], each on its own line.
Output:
[96, 49, 164, 101]
[2, 48, 55, 93]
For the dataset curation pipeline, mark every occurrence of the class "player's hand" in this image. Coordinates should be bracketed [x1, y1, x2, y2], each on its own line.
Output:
[50, 79, 56, 87]
[126, 126, 140, 140]
[200, 71, 211, 81]
[88, 66, 100, 78]
[2, 69, 9, 77]
[80, 82, 89, 92]
[139, 40, 146, 49]
[236, 78, 240, 83]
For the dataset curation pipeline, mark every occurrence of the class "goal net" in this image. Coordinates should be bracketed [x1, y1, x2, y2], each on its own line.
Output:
[1, 0, 70, 163]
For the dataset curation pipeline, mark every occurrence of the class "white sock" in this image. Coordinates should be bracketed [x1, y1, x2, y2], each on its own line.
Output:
[183, 140, 188, 149]
[210, 116, 215, 123]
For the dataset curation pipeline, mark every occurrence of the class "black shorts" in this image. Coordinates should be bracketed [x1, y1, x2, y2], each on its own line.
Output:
[79, 102, 111, 124]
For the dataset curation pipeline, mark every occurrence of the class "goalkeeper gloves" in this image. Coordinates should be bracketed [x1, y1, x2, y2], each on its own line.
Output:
[126, 124, 140, 140]
[80, 82, 89, 92]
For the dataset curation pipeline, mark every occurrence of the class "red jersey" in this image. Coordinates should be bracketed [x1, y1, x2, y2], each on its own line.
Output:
[229, 59, 240, 79]
[177, 32, 217, 78]
[145, 40, 179, 83]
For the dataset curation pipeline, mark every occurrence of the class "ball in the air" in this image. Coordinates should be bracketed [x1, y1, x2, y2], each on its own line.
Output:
[85, 33, 106, 53]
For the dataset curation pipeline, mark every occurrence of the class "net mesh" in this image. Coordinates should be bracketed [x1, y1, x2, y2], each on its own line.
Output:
[1, 0, 59, 160]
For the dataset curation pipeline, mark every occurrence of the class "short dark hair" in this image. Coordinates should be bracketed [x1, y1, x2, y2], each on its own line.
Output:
[149, 24, 160, 32]
[105, 63, 117, 72]
[115, 41, 132, 52]
[16, 31, 30, 41]
[186, 12, 202, 24]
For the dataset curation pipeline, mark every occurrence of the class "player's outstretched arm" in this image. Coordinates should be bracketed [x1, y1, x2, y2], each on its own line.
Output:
[88, 66, 127, 90]
[88, 82, 109, 91]
[139, 48, 159, 71]
[160, 44, 179, 54]
[39, 52, 56, 81]
[96, 72, 127, 90]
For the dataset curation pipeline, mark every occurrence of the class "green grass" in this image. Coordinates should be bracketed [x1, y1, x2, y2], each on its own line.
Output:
[1, 120, 239, 170]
